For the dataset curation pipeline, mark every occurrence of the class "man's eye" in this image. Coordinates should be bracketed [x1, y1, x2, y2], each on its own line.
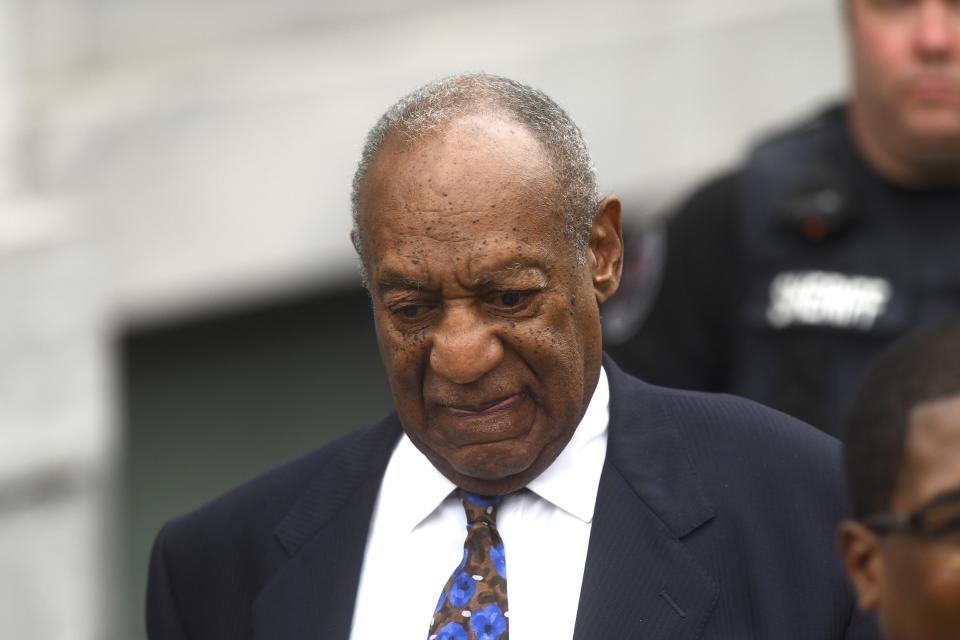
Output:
[394, 305, 424, 319]
[493, 291, 530, 309]
[927, 517, 960, 542]
[925, 504, 960, 540]
[501, 292, 522, 306]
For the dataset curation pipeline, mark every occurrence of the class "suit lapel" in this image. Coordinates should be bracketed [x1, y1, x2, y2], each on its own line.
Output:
[250, 361, 719, 639]
[573, 462, 718, 639]
[252, 416, 402, 640]
[573, 359, 719, 639]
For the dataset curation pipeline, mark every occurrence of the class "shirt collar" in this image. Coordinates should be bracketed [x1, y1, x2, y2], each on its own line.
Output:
[383, 435, 457, 534]
[526, 366, 609, 523]
[387, 366, 610, 531]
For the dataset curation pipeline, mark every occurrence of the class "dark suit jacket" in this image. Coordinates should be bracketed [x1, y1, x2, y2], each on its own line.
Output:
[147, 357, 878, 639]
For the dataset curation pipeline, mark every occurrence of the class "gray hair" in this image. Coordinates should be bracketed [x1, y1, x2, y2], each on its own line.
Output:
[350, 72, 600, 286]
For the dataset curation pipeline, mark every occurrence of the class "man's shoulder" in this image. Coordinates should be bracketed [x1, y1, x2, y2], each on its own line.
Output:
[146, 415, 402, 638]
[616, 372, 850, 543]
[669, 169, 740, 232]
[670, 102, 848, 229]
[157, 414, 402, 557]
[610, 363, 843, 490]
[655, 380, 838, 463]
[749, 102, 846, 160]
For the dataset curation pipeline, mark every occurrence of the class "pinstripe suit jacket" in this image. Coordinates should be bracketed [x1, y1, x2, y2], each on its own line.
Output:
[146, 356, 878, 639]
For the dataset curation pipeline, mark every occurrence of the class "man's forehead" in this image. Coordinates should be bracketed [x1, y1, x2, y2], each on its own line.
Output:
[899, 393, 960, 502]
[357, 114, 562, 238]
[368, 114, 552, 190]
[908, 394, 960, 448]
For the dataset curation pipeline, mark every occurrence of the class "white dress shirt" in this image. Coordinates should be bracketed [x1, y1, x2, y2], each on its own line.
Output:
[349, 367, 609, 640]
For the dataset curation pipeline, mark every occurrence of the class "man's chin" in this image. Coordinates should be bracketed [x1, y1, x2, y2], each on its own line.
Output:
[903, 106, 960, 141]
[438, 447, 543, 495]
[452, 449, 535, 480]
[447, 473, 534, 497]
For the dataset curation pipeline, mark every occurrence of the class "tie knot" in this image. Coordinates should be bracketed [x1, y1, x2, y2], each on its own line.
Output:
[459, 490, 501, 526]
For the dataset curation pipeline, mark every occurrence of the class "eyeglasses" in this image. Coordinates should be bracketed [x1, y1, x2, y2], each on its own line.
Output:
[863, 488, 960, 540]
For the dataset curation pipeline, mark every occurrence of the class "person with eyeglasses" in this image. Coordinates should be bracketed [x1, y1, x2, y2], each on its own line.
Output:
[839, 321, 960, 640]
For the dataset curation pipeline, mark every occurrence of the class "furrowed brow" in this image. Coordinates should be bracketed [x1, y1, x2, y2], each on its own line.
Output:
[377, 273, 430, 296]
[474, 263, 549, 288]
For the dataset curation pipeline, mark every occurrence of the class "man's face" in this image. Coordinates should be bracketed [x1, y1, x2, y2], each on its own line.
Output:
[848, 0, 960, 148]
[841, 394, 960, 640]
[355, 113, 621, 496]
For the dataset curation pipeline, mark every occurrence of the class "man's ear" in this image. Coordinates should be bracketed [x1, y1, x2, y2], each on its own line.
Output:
[838, 519, 884, 612]
[589, 195, 623, 304]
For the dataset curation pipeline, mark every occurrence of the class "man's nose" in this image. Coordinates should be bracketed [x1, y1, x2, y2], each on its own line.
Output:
[429, 304, 503, 384]
[914, 1, 957, 57]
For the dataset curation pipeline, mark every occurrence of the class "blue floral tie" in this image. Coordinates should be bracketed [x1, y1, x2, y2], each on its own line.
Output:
[428, 490, 509, 640]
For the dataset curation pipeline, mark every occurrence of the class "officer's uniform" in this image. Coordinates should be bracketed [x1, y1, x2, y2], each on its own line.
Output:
[607, 104, 960, 436]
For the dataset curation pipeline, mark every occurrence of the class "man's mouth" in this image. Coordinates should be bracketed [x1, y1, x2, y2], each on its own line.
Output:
[908, 73, 960, 103]
[443, 392, 525, 416]
[430, 390, 536, 445]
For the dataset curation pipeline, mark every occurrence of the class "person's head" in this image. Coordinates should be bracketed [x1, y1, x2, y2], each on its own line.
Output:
[845, 0, 960, 186]
[350, 73, 623, 496]
[839, 321, 960, 640]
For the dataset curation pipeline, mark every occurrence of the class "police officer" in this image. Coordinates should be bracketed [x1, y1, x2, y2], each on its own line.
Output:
[608, 0, 960, 436]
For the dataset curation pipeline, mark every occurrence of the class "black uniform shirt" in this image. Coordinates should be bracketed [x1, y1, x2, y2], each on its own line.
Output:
[608, 105, 960, 435]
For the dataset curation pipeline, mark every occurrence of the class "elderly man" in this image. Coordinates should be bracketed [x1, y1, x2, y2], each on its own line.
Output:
[609, 0, 960, 436]
[839, 322, 960, 640]
[147, 74, 875, 639]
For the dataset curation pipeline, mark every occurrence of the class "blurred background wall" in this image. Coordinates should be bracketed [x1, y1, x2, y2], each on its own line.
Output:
[0, 0, 846, 637]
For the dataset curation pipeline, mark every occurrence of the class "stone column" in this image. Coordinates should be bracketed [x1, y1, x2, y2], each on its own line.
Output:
[0, 0, 18, 197]
[0, 1, 117, 638]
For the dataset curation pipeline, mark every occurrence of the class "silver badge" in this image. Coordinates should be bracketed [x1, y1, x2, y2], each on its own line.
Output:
[766, 270, 892, 330]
